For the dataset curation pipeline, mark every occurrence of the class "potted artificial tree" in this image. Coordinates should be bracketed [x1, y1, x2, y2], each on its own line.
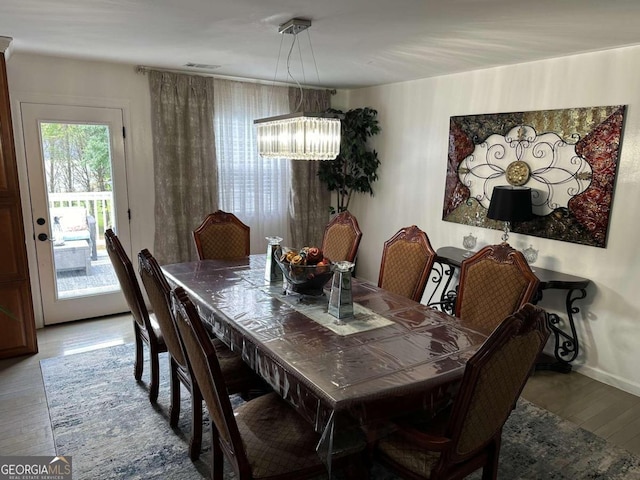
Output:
[318, 107, 381, 214]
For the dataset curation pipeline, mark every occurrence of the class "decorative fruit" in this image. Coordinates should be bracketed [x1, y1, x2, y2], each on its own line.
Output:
[275, 246, 334, 295]
[306, 247, 323, 264]
[315, 259, 329, 273]
[278, 246, 327, 269]
[285, 251, 297, 263]
[290, 254, 304, 265]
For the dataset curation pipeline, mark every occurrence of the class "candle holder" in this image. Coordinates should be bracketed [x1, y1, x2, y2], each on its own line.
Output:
[328, 261, 355, 323]
[264, 236, 283, 282]
[523, 244, 538, 272]
[462, 233, 477, 258]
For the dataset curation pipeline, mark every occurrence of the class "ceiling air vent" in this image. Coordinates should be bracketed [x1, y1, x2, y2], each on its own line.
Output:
[184, 63, 221, 70]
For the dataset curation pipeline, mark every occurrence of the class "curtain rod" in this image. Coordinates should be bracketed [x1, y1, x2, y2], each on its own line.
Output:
[135, 65, 337, 94]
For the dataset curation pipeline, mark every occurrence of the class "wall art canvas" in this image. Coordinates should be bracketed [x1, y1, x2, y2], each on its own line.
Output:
[442, 105, 626, 247]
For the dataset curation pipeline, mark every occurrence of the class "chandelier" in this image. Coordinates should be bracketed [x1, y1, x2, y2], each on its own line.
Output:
[254, 18, 341, 161]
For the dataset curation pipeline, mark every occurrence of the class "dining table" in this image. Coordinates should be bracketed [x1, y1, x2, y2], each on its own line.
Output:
[162, 254, 488, 467]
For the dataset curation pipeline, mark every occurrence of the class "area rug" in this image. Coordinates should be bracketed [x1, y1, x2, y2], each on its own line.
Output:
[41, 343, 640, 479]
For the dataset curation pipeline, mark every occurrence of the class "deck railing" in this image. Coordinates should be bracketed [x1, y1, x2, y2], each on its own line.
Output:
[48, 191, 114, 247]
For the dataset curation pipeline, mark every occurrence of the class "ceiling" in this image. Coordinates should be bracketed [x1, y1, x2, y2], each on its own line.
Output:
[2, 0, 640, 89]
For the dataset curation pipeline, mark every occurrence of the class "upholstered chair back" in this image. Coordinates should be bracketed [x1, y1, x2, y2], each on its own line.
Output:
[375, 304, 550, 480]
[455, 243, 540, 332]
[321, 211, 363, 263]
[106, 229, 167, 404]
[378, 225, 436, 302]
[193, 210, 250, 260]
[138, 249, 187, 368]
[448, 304, 550, 461]
[171, 287, 251, 477]
[105, 229, 149, 331]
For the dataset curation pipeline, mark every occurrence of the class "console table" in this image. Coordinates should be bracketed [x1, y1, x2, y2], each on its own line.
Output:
[429, 246, 590, 373]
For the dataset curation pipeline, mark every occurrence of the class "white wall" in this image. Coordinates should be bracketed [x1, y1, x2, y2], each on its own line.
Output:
[6, 48, 640, 396]
[6, 53, 155, 327]
[339, 45, 640, 396]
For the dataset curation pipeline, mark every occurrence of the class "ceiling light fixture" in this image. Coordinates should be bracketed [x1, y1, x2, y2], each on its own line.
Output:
[254, 18, 341, 161]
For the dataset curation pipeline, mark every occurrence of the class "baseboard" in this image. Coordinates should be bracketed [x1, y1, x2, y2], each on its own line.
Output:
[575, 364, 640, 398]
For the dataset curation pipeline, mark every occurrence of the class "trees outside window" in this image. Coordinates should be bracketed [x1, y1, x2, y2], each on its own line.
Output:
[41, 123, 112, 195]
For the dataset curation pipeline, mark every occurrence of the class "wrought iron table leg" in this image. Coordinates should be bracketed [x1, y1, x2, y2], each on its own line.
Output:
[537, 288, 586, 373]
[427, 261, 457, 314]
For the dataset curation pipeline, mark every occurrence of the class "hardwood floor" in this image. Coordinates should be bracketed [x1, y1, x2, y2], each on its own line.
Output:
[522, 369, 640, 455]
[0, 314, 134, 456]
[1, 314, 639, 458]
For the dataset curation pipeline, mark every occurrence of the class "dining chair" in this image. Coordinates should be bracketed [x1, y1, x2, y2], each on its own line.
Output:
[193, 210, 250, 260]
[455, 242, 540, 333]
[375, 303, 550, 480]
[138, 249, 262, 460]
[378, 225, 437, 302]
[105, 229, 166, 403]
[321, 210, 363, 263]
[170, 286, 368, 480]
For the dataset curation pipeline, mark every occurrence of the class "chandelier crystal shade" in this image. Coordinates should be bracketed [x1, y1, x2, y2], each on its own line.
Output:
[255, 18, 341, 161]
[255, 112, 341, 160]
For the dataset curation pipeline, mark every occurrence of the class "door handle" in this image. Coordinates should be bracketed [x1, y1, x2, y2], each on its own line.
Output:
[37, 233, 49, 242]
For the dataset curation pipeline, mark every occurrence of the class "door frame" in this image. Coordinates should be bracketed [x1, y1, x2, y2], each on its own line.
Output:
[10, 93, 135, 328]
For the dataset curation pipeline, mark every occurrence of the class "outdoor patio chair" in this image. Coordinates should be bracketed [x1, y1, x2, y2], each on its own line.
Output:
[378, 225, 436, 302]
[455, 242, 540, 333]
[105, 229, 166, 403]
[50, 206, 97, 259]
[193, 210, 250, 260]
[321, 210, 363, 263]
[138, 249, 263, 460]
[375, 303, 550, 480]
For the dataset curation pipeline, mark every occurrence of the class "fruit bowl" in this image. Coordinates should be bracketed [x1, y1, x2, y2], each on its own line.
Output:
[274, 247, 334, 295]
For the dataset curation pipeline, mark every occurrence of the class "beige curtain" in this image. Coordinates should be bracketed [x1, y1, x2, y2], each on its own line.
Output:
[149, 71, 218, 264]
[288, 88, 331, 247]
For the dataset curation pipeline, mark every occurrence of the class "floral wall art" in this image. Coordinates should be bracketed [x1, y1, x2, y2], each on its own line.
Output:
[442, 105, 626, 247]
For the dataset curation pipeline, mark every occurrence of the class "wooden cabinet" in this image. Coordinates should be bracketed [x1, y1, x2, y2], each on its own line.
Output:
[0, 39, 37, 357]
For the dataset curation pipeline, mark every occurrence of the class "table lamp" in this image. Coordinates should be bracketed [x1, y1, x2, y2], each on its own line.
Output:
[487, 186, 533, 242]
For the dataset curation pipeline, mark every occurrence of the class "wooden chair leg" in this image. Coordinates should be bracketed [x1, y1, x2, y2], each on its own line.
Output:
[210, 426, 224, 480]
[190, 384, 203, 461]
[149, 344, 160, 404]
[133, 322, 144, 381]
[169, 357, 181, 427]
[482, 437, 501, 480]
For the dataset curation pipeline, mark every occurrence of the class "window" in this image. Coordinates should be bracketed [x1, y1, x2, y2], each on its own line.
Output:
[214, 79, 291, 250]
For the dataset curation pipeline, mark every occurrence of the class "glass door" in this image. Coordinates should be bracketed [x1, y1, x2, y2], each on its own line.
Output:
[21, 103, 130, 324]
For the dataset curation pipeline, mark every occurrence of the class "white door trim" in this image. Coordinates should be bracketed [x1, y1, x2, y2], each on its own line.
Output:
[10, 94, 134, 328]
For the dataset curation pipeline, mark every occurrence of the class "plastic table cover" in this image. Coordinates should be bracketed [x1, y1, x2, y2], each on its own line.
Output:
[162, 255, 487, 435]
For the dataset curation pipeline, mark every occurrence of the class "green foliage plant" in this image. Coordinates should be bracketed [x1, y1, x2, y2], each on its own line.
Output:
[317, 107, 381, 214]
[41, 123, 112, 194]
